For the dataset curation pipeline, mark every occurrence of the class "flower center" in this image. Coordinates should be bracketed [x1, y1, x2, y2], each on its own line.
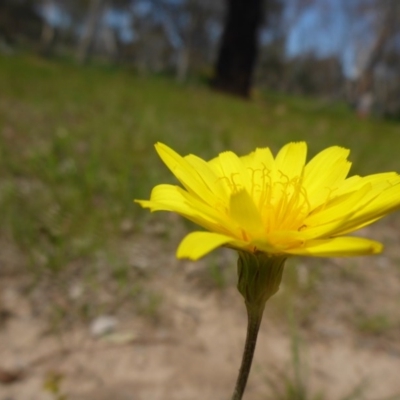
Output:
[216, 167, 311, 234]
[254, 169, 310, 232]
[243, 168, 310, 232]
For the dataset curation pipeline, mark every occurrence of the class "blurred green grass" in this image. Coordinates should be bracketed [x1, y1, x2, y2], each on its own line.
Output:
[0, 53, 399, 290]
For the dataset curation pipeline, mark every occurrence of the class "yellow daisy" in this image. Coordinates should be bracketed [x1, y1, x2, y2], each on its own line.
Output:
[136, 142, 400, 260]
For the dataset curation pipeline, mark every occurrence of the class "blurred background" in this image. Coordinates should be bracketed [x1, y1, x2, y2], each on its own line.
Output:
[1, 0, 400, 399]
[1, 0, 400, 115]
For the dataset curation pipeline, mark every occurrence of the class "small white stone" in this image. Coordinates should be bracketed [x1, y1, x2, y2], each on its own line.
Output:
[69, 283, 84, 300]
[90, 315, 118, 338]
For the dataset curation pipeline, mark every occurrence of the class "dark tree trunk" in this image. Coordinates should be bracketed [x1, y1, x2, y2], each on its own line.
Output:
[212, 0, 264, 98]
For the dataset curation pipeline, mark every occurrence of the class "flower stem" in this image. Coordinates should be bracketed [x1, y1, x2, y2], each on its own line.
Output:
[231, 302, 264, 400]
[233, 252, 286, 400]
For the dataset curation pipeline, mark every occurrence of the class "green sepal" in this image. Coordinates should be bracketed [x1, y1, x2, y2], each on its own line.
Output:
[237, 251, 286, 309]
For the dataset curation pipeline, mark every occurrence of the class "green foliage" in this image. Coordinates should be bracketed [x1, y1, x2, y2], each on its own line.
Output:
[265, 305, 323, 400]
[264, 307, 369, 400]
[43, 371, 67, 400]
[207, 260, 227, 289]
[356, 313, 392, 335]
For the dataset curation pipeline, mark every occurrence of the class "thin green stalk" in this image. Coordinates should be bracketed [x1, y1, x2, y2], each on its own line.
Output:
[233, 252, 286, 400]
[231, 303, 265, 400]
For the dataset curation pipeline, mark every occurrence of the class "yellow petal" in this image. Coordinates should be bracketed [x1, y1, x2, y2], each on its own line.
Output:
[240, 147, 275, 172]
[267, 230, 306, 248]
[155, 143, 215, 204]
[303, 146, 351, 208]
[301, 183, 383, 240]
[184, 154, 227, 199]
[305, 182, 373, 226]
[309, 173, 400, 234]
[240, 147, 276, 206]
[274, 142, 307, 180]
[136, 184, 239, 235]
[330, 182, 400, 235]
[177, 231, 236, 260]
[217, 151, 251, 194]
[285, 237, 383, 257]
[229, 189, 264, 239]
[333, 172, 395, 198]
[252, 231, 306, 254]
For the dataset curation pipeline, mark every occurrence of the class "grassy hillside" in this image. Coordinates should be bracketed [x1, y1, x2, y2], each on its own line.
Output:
[0, 54, 399, 284]
[2, 56, 400, 400]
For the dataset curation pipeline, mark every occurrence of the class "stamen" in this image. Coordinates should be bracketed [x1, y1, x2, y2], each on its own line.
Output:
[319, 187, 336, 211]
[216, 173, 243, 193]
[217, 166, 311, 234]
[230, 173, 243, 192]
[256, 171, 310, 232]
[241, 229, 250, 241]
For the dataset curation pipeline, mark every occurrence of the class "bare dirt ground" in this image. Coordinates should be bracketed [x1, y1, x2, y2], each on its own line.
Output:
[1, 216, 400, 400]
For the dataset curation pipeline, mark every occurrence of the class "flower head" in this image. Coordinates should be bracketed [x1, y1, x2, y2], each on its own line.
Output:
[136, 142, 400, 260]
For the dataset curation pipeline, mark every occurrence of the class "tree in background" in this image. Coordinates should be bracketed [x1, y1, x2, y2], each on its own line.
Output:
[176, 0, 223, 82]
[353, 0, 400, 116]
[76, 0, 107, 64]
[3, 0, 400, 116]
[0, 0, 43, 48]
[211, 0, 284, 98]
[211, 0, 265, 98]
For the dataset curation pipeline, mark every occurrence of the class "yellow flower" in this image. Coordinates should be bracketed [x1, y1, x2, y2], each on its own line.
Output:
[136, 142, 400, 260]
